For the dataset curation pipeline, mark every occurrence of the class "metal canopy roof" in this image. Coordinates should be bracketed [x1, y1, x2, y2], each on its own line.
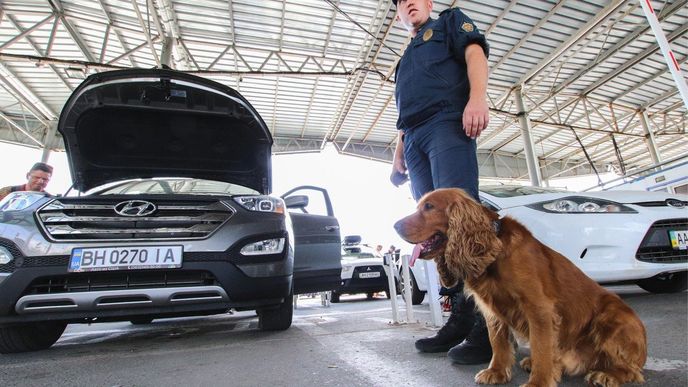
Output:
[0, 0, 686, 183]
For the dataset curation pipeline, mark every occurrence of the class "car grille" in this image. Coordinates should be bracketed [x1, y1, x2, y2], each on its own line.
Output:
[633, 199, 688, 208]
[36, 197, 234, 241]
[23, 270, 217, 295]
[636, 218, 688, 263]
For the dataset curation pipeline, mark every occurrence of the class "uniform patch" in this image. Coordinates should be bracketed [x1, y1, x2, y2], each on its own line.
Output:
[422, 29, 433, 42]
[461, 22, 474, 32]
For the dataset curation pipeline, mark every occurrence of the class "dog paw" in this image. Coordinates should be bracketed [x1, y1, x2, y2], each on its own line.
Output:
[520, 357, 532, 373]
[475, 368, 512, 384]
[519, 381, 556, 387]
[584, 371, 620, 387]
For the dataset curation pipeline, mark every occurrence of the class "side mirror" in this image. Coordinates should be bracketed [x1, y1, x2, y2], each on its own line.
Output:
[284, 194, 309, 209]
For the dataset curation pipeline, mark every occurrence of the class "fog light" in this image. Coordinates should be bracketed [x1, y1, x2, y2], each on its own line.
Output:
[240, 238, 285, 255]
[0, 246, 13, 265]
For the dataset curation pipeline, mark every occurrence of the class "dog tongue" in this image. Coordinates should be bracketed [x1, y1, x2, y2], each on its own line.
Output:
[410, 243, 421, 267]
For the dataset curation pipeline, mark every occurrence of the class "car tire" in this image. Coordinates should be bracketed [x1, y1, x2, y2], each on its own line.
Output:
[258, 290, 293, 331]
[0, 321, 67, 354]
[130, 318, 154, 325]
[637, 271, 688, 294]
[400, 270, 426, 305]
[330, 291, 340, 303]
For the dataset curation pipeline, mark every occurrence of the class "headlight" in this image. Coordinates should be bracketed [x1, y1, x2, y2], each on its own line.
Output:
[528, 197, 637, 213]
[240, 238, 285, 255]
[0, 246, 14, 265]
[0, 192, 47, 212]
[341, 264, 353, 273]
[233, 196, 285, 214]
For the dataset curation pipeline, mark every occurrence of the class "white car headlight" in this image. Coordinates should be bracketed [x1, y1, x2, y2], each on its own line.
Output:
[233, 196, 285, 214]
[529, 197, 637, 213]
[240, 238, 285, 255]
[0, 192, 47, 212]
[341, 264, 353, 273]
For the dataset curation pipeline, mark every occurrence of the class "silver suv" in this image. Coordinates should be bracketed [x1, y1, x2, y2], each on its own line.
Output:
[0, 69, 342, 353]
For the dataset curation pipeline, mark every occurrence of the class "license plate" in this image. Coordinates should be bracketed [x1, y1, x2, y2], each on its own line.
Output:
[359, 272, 381, 279]
[669, 230, 688, 250]
[69, 246, 183, 272]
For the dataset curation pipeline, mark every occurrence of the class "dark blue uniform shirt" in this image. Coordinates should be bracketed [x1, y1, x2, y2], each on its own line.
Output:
[395, 8, 489, 130]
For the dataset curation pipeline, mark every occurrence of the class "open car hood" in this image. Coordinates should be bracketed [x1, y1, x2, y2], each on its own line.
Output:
[58, 69, 273, 194]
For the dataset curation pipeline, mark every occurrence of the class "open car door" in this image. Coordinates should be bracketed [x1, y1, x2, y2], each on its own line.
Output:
[282, 186, 342, 294]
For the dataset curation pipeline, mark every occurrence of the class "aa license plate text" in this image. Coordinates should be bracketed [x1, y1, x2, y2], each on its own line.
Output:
[669, 230, 688, 250]
[69, 246, 183, 272]
[359, 272, 381, 279]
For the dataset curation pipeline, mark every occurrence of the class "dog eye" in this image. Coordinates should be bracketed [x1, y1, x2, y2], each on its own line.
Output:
[423, 202, 434, 211]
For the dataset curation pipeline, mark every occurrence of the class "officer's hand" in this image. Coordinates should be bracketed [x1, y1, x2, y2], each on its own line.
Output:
[390, 158, 408, 187]
[393, 157, 406, 175]
[462, 98, 490, 139]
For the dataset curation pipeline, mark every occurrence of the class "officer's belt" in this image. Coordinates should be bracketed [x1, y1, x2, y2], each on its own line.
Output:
[400, 101, 453, 130]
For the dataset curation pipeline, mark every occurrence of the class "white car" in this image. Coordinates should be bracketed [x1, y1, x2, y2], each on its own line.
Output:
[477, 185, 687, 293]
[331, 241, 391, 303]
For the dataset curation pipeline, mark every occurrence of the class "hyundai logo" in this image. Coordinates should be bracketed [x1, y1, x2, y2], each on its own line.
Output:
[666, 199, 685, 209]
[114, 200, 157, 217]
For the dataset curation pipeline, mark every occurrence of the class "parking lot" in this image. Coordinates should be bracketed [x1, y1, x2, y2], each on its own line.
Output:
[0, 286, 685, 387]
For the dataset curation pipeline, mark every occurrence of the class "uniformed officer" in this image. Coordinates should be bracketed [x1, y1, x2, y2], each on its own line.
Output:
[0, 162, 53, 202]
[390, 0, 492, 365]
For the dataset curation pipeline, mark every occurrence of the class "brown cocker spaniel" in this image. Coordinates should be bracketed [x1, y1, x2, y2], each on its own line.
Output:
[394, 188, 646, 387]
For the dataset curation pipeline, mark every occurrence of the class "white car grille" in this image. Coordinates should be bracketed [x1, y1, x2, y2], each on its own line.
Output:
[636, 218, 688, 263]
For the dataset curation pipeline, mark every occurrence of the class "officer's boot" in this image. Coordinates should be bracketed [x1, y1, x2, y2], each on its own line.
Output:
[447, 310, 493, 364]
[414, 285, 475, 353]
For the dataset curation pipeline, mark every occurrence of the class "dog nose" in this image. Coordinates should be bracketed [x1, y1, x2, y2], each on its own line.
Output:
[393, 220, 403, 234]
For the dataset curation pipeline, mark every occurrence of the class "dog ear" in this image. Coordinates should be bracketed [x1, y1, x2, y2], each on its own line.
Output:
[445, 192, 501, 279]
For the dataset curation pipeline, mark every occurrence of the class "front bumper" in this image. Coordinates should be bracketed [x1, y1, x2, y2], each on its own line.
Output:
[503, 206, 688, 283]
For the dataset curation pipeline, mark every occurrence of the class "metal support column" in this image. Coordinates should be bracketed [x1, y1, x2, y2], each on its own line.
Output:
[514, 86, 542, 186]
[638, 0, 688, 109]
[160, 37, 173, 68]
[40, 121, 58, 163]
[639, 110, 662, 164]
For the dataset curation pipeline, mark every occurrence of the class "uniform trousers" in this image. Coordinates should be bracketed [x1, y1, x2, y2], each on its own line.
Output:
[402, 114, 479, 202]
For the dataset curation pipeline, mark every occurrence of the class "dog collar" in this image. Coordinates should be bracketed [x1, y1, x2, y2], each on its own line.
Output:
[492, 219, 502, 235]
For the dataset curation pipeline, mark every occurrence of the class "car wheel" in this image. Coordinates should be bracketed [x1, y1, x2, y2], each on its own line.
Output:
[130, 318, 154, 325]
[637, 272, 688, 294]
[0, 321, 67, 354]
[330, 291, 340, 303]
[400, 270, 426, 305]
[258, 290, 293, 331]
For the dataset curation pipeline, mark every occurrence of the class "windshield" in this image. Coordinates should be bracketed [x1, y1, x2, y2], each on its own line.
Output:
[342, 246, 377, 259]
[90, 178, 259, 196]
[480, 185, 570, 198]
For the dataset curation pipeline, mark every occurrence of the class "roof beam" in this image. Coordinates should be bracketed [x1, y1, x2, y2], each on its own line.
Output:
[516, 0, 628, 87]
[581, 20, 688, 96]
[96, 0, 139, 67]
[0, 14, 55, 51]
[490, 1, 566, 73]
[49, 0, 97, 62]
[130, 0, 161, 67]
[0, 63, 56, 121]
[3, 14, 74, 92]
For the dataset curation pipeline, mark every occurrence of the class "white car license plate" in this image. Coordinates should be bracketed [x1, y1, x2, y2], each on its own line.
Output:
[359, 272, 381, 279]
[669, 230, 688, 250]
[69, 246, 183, 272]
